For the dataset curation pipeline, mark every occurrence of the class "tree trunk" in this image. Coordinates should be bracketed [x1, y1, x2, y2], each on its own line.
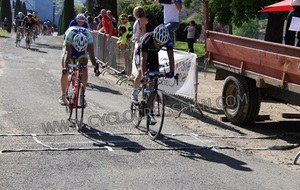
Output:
[264, 13, 285, 44]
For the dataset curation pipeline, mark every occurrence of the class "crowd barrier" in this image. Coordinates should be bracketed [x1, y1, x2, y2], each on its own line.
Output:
[92, 32, 202, 116]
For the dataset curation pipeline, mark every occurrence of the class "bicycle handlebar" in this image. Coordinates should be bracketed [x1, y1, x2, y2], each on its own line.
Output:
[144, 70, 179, 85]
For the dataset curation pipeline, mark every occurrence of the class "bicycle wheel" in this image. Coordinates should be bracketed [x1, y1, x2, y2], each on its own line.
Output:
[146, 91, 164, 140]
[75, 83, 85, 130]
[16, 32, 20, 47]
[25, 35, 30, 49]
[131, 102, 142, 128]
[65, 78, 74, 121]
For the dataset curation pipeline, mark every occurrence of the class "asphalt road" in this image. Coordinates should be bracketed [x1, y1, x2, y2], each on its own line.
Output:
[0, 34, 300, 190]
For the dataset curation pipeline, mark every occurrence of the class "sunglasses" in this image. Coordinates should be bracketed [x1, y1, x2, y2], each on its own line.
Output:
[120, 18, 126, 20]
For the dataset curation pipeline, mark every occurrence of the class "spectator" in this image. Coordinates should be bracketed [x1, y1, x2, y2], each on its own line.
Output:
[155, 0, 182, 42]
[119, 13, 133, 39]
[184, 20, 196, 53]
[107, 10, 117, 35]
[87, 16, 98, 31]
[99, 9, 116, 37]
[116, 25, 129, 49]
[285, 0, 300, 46]
[128, 15, 135, 29]
[69, 13, 88, 29]
[132, 6, 150, 43]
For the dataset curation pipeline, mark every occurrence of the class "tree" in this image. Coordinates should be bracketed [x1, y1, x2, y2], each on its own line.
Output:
[0, 0, 12, 32]
[14, 0, 22, 17]
[207, 0, 285, 43]
[21, 1, 27, 15]
[232, 18, 260, 39]
[58, 0, 74, 35]
[86, 0, 93, 15]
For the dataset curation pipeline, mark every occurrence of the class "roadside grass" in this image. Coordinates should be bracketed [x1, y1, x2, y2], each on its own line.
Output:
[0, 28, 8, 37]
[174, 41, 205, 59]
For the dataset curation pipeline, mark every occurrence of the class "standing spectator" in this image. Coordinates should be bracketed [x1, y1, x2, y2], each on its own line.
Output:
[155, 0, 182, 42]
[184, 20, 196, 53]
[107, 10, 117, 36]
[119, 13, 133, 39]
[128, 15, 135, 29]
[285, 0, 300, 46]
[87, 16, 98, 31]
[99, 9, 116, 37]
[132, 6, 150, 43]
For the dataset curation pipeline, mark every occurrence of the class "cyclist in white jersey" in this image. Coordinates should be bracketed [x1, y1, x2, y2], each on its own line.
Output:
[59, 26, 100, 105]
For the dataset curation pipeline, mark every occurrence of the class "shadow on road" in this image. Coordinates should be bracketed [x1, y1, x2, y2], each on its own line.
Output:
[87, 82, 122, 95]
[78, 124, 144, 153]
[156, 134, 253, 172]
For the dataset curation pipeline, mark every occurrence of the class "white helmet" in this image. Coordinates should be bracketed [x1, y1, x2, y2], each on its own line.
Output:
[75, 13, 86, 21]
[153, 24, 170, 44]
[72, 32, 88, 52]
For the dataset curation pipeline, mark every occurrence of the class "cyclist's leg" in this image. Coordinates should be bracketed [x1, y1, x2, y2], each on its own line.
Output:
[131, 53, 142, 103]
[59, 43, 71, 104]
[164, 22, 179, 42]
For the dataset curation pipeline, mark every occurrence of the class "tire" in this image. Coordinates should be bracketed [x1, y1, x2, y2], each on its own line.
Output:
[243, 78, 261, 124]
[146, 91, 164, 140]
[131, 102, 142, 128]
[75, 84, 85, 130]
[65, 78, 74, 121]
[222, 75, 250, 125]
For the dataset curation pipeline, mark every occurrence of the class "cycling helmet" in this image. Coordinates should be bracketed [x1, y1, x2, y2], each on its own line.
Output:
[72, 32, 88, 52]
[27, 12, 33, 17]
[75, 14, 86, 21]
[32, 12, 36, 17]
[153, 24, 170, 45]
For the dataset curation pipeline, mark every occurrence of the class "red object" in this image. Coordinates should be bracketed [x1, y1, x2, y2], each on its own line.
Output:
[259, 0, 292, 13]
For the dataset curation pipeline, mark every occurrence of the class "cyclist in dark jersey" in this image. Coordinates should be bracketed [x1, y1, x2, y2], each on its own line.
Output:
[131, 24, 175, 103]
[23, 13, 35, 40]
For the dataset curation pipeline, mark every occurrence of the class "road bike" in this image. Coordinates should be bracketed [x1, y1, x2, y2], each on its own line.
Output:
[25, 27, 32, 49]
[64, 58, 98, 129]
[130, 70, 178, 140]
[15, 26, 23, 47]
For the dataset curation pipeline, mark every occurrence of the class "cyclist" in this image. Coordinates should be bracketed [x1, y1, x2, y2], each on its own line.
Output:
[59, 26, 100, 106]
[69, 13, 88, 29]
[32, 12, 40, 38]
[131, 24, 175, 124]
[14, 12, 25, 38]
[23, 13, 35, 42]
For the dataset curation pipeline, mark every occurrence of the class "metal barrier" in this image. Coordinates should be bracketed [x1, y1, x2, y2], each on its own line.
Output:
[93, 32, 134, 85]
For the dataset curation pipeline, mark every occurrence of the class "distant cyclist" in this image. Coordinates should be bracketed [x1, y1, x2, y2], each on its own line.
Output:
[59, 26, 100, 106]
[69, 13, 88, 29]
[32, 12, 40, 37]
[131, 24, 175, 124]
[14, 12, 25, 37]
[23, 13, 35, 41]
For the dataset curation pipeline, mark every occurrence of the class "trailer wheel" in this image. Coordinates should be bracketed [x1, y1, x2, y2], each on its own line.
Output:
[222, 75, 250, 125]
[243, 78, 261, 124]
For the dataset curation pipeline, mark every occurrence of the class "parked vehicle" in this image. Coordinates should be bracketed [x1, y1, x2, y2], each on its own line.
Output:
[204, 1, 300, 125]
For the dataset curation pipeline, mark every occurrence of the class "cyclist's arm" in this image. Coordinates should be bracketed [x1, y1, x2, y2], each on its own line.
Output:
[140, 51, 148, 76]
[167, 48, 175, 72]
[87, 43, 97, 66]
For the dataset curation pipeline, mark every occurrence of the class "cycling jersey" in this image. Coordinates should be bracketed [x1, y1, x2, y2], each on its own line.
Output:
[69, 19, 88, 29]
[63, 26, 93, 60]
[134, 32, 173, 71]
[23, 16, 34, 28]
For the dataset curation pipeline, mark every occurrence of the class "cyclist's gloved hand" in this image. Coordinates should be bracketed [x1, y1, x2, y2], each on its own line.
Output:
[165, 71, 174, 78]
[62, 68, 68, 75]
[94, 64, 100, 76]
[140, 76, 147, 84]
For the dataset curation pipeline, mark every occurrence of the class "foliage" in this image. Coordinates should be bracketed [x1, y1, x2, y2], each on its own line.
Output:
[120, 2, 163, 29]
[21, 1, 27, 15]
[14, 0, 22, 17]
[209, 0, 274, 27]
[232, 18, 260, 39]
[58, 0, 75, 35]
[0, 0, 12, 32]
